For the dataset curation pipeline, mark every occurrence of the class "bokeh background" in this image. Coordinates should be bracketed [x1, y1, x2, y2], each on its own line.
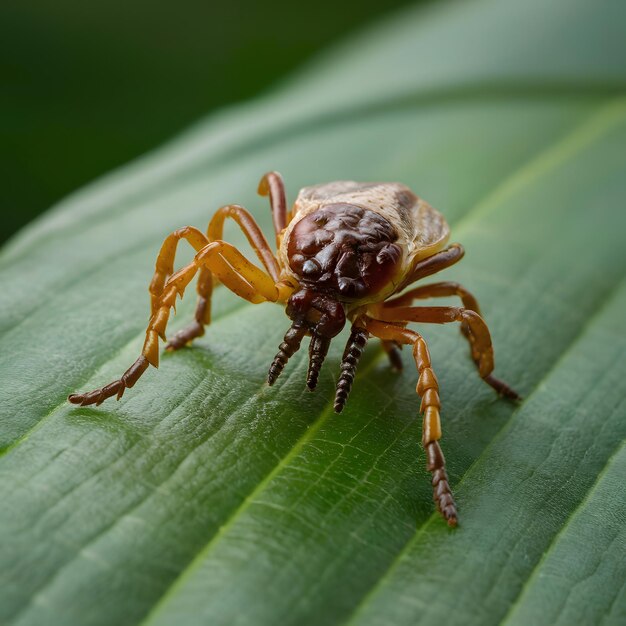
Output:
[0, 0, 426, 243]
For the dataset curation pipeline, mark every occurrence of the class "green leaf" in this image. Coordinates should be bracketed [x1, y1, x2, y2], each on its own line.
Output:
[1, 0, 625, 625]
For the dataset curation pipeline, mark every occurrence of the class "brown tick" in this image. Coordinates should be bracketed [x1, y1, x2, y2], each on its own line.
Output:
[70, 172, 520, 526]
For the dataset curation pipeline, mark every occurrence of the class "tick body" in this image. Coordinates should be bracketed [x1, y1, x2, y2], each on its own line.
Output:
[69, 172, 519, 526]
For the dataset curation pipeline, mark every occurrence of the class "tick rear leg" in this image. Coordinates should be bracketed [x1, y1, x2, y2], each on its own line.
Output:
[258, 171, 288, 245]
[381, 339, 403, 371]
[69, 241, 286, 407]
[384, 281, 482, 379]
[68, 226, 209, 405]
[377, 304, 520, 400]
[384, 280, 480, 338]
[364, 319, 457, 526]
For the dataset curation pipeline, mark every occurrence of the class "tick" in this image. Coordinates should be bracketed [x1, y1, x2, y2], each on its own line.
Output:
[69, 172, 520, 526]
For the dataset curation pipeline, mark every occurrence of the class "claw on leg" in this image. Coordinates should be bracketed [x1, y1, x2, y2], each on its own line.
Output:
[165, 320, 205, 351]
[69, 238, 284, 407]
[427, 441, 457, 526]
[68, 356, 149, 407]
[165, 284, 211, 352]
[483, 374, 521, 401]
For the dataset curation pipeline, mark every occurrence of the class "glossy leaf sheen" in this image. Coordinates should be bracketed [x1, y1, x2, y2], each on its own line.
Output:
[1, 0, 625, 625]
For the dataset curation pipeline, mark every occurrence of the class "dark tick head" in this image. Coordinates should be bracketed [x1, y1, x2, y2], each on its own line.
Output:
[270, 204, 402, 394]
[287, 203, 402, 301]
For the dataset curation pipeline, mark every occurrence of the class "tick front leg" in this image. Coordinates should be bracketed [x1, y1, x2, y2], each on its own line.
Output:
[364, 319, 457, 527]
[69, 241, 289, 407]
[143, 225, 214, 351]
[168, 204, 281, 351]
[148, 226, 209, 316]
[334, 322, 369, 413]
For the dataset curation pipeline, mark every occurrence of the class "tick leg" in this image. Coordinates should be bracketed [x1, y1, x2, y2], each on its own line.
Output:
[375, 305, 520, 400]
[381, 339, 403, 371]
[145, 226, 211, 352]
[207, 204, 280, 280]
[164, 268, 213, 351]
[400, 243, 465, 288]
[148, 226, 209, 316]
[384, 281, 479, 364]
[384, 281, 481, 314]
[69, 241, 288, 407]
[364, 319, 457, 527]
[258, 171, 288, 246]
[334, 322, 369, 412]
[167, 204, 280, 351]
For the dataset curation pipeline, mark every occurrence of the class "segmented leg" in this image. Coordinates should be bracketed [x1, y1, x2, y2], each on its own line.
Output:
[375, 305, 519, 400]
[334, 323, 369, 413]
[164, 268, 213, 351]
[384, 280, 477, 367]
[167, 204, 280, 351]
[267, 321, 307, 385]
[69, 240, 287, 407]
[148, 226, 209, 316]
[384, 281, 480, 315]
[207, 204, 280, 280]
[147, 226, 212, 352]
[381, 340, 403, 370]
[364, 319, 457, 526]
[258, 171, 288, 245]
[307, 335, 331, 391]
[401, 243, 465, 287]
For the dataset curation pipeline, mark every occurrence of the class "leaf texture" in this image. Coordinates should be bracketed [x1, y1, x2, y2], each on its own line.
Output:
[0, 0, 625, 625]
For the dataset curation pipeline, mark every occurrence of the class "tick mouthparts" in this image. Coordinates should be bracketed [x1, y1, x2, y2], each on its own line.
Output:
[306, 333, 331, 391]
[268, 321, 307, 386]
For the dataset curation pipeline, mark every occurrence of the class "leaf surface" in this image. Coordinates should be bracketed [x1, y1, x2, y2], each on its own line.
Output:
[1, 1, 625, 625]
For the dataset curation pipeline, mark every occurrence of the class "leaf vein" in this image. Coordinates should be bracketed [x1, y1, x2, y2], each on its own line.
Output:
[499, 441, 626, 625]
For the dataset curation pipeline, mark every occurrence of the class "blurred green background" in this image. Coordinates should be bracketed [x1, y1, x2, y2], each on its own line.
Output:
[0, 0, 424, 243]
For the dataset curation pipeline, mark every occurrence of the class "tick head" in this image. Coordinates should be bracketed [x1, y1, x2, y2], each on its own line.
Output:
[287, 203, 402, 301]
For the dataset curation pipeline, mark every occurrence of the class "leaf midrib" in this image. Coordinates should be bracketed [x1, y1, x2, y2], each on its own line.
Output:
[6, 95, 624, 626]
